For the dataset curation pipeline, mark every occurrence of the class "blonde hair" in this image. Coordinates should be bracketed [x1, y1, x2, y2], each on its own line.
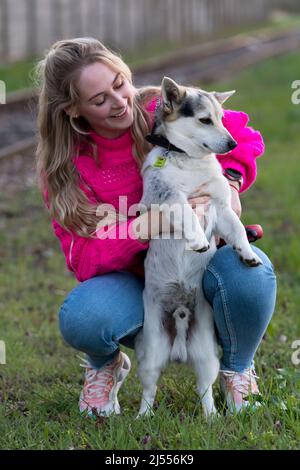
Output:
[35, 37, 160, 237]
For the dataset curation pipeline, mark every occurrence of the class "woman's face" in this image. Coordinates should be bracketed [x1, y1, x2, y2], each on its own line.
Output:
[75, 61, 135, 138]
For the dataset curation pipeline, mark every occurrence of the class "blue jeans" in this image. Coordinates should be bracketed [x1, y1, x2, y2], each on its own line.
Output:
[58, 245, 277, 372]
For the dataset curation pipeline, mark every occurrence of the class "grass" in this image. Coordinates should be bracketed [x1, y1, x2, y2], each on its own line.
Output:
[1, 50, 300, 450]
[0, 58, 38, 93]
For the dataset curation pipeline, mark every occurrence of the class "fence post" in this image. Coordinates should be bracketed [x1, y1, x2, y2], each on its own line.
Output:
[51, 0, 64, 42]
[86, 0, 101, 41]
[69, 0, 83, 38]
[26, 0, 38, 59]
[0, 0, 9, 63]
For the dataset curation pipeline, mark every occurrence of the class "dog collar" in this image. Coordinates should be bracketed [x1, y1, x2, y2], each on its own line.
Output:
[145, 134, 185, 153]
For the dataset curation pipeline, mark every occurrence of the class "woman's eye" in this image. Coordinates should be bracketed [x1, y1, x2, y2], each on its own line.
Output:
[199, 117, 213, 125]
[95, 99, 105, 106]
[94, 81, 124, 106]
[115, 81, 124, 89]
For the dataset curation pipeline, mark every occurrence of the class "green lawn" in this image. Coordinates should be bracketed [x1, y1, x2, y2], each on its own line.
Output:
[0, 58, 37, 93]
[0, 51, 300, 450]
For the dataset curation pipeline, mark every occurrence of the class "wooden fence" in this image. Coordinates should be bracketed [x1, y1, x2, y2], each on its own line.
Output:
[0, 0, 299, 64]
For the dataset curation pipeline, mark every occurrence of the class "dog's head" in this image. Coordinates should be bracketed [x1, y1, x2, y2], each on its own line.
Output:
[155, 77, 237, 157]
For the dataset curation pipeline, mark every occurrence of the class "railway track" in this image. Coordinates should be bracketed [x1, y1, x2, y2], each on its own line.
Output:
[0, 26, 300, 165]
[0, 88, 37, 160]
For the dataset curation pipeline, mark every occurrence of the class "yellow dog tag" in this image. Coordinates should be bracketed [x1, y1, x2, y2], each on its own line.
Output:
[152, 156, 167, 168]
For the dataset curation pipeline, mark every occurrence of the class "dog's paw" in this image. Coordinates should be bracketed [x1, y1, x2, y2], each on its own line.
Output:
[136, 408, 155, 419]
[206, 410, 221, 422]
[202, 405, 219, 421]
[239, 252, 263, 267]
[186, 237, 210, 252]
[195, 244, 210, 253]
[186, 242, 210, 252]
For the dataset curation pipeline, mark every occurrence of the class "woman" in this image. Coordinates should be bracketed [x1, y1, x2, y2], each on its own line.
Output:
[35, 37, 277, 417]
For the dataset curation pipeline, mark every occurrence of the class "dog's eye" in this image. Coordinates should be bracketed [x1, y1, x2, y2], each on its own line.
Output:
[199, 117, 213, 125]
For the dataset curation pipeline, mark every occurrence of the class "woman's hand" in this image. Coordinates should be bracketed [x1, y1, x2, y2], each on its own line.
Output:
[188, 183, 211, 226]
[229, 181, 242, 218]
[187, 192, 211, 230]
[187, 195, 211, 210]
[131, 181, 242, 244]
[188, 182, 242, 218]
[130, 209, 174, 243]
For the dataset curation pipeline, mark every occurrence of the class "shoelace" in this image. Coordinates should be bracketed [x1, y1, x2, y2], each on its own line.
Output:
[221, 367, 260, 397]
[78, 356, 118, 401]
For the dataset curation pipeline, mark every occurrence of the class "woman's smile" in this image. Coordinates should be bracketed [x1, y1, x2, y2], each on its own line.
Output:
[110, 105, 128, 119]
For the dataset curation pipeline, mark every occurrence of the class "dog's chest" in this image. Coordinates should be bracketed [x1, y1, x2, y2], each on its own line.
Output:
[143, 148, 222, 195]
[164, 164, 206, 193]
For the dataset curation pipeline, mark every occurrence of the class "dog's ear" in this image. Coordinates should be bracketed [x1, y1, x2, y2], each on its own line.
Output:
[161, 77, 185, 113]
[213, 90, 236, 105]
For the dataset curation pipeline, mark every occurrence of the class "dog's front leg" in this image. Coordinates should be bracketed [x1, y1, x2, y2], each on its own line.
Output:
[160, 192, 210, 252]
[205, 176, 262, 266]
[215, 204, 263, 266]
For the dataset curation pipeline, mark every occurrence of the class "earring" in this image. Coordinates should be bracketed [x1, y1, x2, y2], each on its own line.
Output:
[69, 115, 89, 135]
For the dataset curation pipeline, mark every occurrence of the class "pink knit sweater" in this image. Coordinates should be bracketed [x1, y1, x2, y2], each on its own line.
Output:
[49, 100, 265, 282]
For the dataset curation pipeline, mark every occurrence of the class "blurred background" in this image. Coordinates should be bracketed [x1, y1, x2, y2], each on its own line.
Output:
[0, 0, 299, 63]
[1, 0, 300, 451]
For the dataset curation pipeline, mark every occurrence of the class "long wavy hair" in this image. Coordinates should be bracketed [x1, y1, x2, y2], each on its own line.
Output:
[35, 37, 160, 237]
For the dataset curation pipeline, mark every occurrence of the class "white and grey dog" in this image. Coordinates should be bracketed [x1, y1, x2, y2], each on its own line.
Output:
[134, 77, 262, 418]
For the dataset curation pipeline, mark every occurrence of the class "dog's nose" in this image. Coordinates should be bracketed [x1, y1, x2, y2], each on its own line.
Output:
[227, 139, 237, 151]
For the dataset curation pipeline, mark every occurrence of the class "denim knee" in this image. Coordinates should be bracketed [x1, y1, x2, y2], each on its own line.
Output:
[203, 245, 277, 330]
[58, 272, 145, 358]
[59, 300, 117, 357]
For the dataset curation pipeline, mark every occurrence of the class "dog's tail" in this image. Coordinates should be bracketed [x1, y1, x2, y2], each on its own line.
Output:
[170, 306, 193, 362]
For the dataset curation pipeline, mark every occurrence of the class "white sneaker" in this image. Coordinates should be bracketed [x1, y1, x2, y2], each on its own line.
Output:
[78, 351, 131, 417]
[220, 367, 262, 414]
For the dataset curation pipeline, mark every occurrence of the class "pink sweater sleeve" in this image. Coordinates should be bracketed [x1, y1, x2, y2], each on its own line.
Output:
[52, 217, 149, 282]
[216, 110, 265, 192]
[43, 185, 149, 282]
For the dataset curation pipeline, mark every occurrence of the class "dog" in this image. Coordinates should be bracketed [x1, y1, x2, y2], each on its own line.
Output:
[134, 77, 263, 418]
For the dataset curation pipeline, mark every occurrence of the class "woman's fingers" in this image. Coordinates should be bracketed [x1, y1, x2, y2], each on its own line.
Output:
[188, 196, 210, 203]
[188, 196, 210, 208]
[189, 183, 210, 198]
[230, 185, 242, 218]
